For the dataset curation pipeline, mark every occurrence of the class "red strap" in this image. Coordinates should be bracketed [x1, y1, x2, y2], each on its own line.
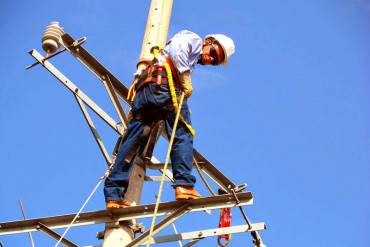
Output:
[219, 208, 232, 240]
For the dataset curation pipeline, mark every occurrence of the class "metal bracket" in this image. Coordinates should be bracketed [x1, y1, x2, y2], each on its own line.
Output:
[126, 204, 191, 247]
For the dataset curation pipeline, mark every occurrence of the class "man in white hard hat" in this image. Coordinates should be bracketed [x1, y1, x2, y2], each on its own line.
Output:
[104, 30, 235, 209]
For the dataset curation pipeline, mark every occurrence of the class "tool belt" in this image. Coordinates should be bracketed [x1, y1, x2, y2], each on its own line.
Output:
[127, 49, 195, 137]
[127, 57, 181, 102]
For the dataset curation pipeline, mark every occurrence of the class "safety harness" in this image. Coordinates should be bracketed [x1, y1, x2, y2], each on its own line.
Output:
[127, 47, 195, 137]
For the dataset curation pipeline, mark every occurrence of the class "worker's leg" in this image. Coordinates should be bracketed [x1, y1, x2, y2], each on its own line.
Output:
[105, 84, 169, 202]
[104, 118, 145, 202]
[165, 102, 196, 187]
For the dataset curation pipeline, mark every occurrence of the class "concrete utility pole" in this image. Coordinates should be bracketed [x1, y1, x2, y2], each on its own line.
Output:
[102, 0, 173, 246]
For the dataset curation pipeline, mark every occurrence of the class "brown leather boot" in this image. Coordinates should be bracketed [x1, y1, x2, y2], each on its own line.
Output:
[175, 186, 201, 200]
[106, 199, 131, 210]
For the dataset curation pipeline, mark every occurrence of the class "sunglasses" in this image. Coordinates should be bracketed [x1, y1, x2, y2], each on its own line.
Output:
[205, 38, 224, 65]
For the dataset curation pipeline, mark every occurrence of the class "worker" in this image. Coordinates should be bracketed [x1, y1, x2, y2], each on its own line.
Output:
[104, 30, 235, 209]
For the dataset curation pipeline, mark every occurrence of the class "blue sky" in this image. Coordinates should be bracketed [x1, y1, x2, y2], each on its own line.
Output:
[1, 0, 369, 246]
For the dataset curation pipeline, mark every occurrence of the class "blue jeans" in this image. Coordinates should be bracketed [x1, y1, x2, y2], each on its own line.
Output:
[104, 83, 196, 202]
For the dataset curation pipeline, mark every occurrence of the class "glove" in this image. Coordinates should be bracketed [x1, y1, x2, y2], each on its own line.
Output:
[179, 71, 193, 98]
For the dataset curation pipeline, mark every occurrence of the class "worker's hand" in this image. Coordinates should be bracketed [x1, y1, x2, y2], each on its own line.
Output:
[133, 68, 144, 78]
[133, 63, 148, 78]
[180, 71, 193, 98]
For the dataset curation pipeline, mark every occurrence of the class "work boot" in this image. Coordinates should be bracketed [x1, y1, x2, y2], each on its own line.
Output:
[106, 199, 131, 210]
[175, 186, 201, 200]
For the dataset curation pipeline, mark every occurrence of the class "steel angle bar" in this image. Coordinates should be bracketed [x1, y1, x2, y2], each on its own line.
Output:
[74, 96, 112, 166]
[146, 158, 234, 194]
[148, 156, 236, 193]
[28, 49, 123, 135]
[193, 150, 236, 193]
[144, 176, 171, 182]
[126, 204, 191, 247]
[183, 239, 201, 247]
[146, 162, 169, 170]
[36, 223, 79, 247]
[252, 230, 267, 247]
[102, 74, 128, 129]
[147, 223, 266, 245]
[26, 48, 67, 70]
[80, 223, 265, 247]
[150, 157, 174, 182]
[0, 193, 253, 236]
[18, 200, 35, 247]
[171, 223, 183, 247]
[60, 33, 129, 100]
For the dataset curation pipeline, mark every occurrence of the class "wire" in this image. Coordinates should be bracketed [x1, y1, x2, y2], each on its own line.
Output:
[146, 93, 185, 247]
[54, 177, 104, 247]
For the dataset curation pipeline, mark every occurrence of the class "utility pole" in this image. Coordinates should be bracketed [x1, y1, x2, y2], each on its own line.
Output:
[102, 0, 173, 245]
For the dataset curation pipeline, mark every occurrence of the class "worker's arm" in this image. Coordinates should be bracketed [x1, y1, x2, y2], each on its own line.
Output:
[179, 71, 192, 98]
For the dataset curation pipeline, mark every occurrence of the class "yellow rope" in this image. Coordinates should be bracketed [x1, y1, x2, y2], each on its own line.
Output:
[163, 61, 179, 111]
[163, 61, 196, 137]
[146, 93, 186, 247]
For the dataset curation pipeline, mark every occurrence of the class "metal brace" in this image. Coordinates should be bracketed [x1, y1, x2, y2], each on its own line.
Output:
[26, 37, 87, 70]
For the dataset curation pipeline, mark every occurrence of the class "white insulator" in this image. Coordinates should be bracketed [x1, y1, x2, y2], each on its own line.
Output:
[41, 21, 64, 54]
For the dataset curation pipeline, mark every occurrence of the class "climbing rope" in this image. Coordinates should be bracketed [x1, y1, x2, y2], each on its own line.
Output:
[54, 166, 112, 247]
[146, 93, 185, 247]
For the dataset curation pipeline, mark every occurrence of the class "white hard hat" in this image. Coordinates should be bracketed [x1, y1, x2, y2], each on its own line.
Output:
[205, 34, 235, 64]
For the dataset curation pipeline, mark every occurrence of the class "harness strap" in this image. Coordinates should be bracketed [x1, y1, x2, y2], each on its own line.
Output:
[163, 59, 196, 137]
[127, 47, 196, 137]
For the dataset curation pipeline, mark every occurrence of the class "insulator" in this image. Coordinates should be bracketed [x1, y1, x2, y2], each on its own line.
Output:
[41, 21, 64, 54]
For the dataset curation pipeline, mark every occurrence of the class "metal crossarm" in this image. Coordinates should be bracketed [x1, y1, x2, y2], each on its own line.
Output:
[28, 49, 124, 135]
[60, 33, 129, 100]
[0, 193, 253, 236]
[82, 223, 266, 247]
[36, 223, 79, 247]
[148, 223, 266, 245]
